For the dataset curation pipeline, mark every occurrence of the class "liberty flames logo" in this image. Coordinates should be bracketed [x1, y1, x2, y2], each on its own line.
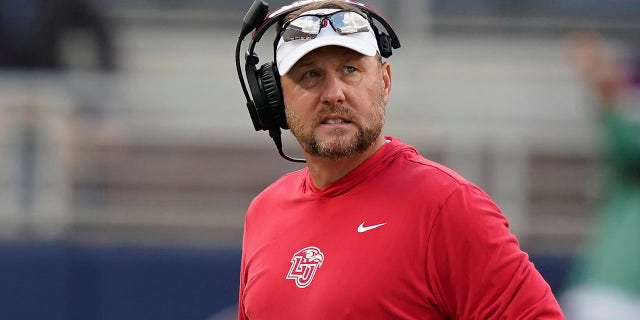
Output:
[286, 246, 324, 288]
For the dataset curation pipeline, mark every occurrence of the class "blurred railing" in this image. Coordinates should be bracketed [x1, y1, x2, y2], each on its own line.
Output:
[0, 69, 602, 251]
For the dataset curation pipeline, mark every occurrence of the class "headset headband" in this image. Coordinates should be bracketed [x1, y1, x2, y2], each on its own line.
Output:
[235, 0, 400, 163]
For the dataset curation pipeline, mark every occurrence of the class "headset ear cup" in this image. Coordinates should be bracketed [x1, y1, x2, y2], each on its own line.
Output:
[258, 62, 289, 129]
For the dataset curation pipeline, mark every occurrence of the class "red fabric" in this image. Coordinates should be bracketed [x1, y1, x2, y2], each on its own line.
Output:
[239, 137, 564, 319]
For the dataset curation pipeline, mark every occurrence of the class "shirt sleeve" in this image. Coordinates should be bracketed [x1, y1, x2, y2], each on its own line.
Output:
[425, 183, 565, 319]
[238, 223, 249, 320]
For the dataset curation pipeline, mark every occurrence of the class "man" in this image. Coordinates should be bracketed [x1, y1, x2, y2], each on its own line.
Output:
[561, 31, 640, 320]
[237, 1, 564, 318]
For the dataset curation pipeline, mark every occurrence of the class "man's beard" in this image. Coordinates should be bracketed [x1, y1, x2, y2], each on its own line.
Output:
[286, 91, 386, 161]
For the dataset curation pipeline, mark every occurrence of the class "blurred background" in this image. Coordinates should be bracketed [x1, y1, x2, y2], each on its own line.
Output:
[1, 0, 639, 319]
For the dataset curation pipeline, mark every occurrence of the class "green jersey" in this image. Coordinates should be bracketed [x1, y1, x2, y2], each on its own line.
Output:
[571, 111, 640, 296]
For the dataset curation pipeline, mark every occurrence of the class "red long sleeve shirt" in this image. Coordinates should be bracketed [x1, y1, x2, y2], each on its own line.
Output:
[239, 137, 564, 319]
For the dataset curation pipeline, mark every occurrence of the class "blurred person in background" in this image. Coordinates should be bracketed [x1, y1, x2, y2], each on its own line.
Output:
[0, 0, 116, 70]
[236, 0, 564, 318]
[561, 32, 640, 320]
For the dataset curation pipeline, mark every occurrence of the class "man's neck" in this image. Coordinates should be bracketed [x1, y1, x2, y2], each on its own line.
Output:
[305, 136, 387, 190]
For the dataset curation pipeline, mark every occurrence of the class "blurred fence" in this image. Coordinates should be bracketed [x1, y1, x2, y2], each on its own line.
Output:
[0, 54, 601, 250]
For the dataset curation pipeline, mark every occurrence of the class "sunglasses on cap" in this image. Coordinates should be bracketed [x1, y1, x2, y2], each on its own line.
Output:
[281, 10, 370, 42]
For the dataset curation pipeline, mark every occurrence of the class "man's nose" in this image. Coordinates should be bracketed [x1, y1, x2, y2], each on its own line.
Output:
[320, 73, 346, 105]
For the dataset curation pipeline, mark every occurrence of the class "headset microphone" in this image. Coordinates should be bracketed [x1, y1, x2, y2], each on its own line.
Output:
[235, 0, 270, 132]
[235, 0, 400, 163]
[240, 1, 267, 39]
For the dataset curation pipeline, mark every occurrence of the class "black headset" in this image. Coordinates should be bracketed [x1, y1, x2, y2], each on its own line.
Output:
[235, 0, 401, 162]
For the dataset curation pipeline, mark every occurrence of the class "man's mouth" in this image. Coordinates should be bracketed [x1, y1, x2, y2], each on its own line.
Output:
[320, 115, 351, 125]
[323, 118, 350, 124]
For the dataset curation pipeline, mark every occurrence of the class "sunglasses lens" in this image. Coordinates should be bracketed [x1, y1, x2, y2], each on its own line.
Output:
[282, 16, 321, 41]
[281, 11, 370, 42]
[330, 11, 369, 34]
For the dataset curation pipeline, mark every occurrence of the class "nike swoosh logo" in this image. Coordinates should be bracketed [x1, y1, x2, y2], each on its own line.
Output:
[357, 222, 387, 233]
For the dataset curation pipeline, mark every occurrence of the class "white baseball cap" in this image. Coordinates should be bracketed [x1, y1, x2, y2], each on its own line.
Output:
[275, 8, 379, 76]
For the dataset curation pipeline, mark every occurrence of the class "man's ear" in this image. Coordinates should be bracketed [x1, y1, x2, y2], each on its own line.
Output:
[382, 62, 392, 100]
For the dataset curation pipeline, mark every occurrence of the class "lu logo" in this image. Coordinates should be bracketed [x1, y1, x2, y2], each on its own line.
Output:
[286, 246, 325, 288]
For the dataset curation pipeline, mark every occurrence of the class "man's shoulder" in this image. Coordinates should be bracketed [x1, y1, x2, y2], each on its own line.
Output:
[245, 168, 306, 221]
[394, 148, 471, 188]
[254, 168, 307, 198]
[385, 138, 469, 185]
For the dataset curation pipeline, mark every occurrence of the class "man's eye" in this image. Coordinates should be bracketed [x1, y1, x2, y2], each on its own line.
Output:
[304, 70, 319, 78]
[344, 66, 357, 73]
